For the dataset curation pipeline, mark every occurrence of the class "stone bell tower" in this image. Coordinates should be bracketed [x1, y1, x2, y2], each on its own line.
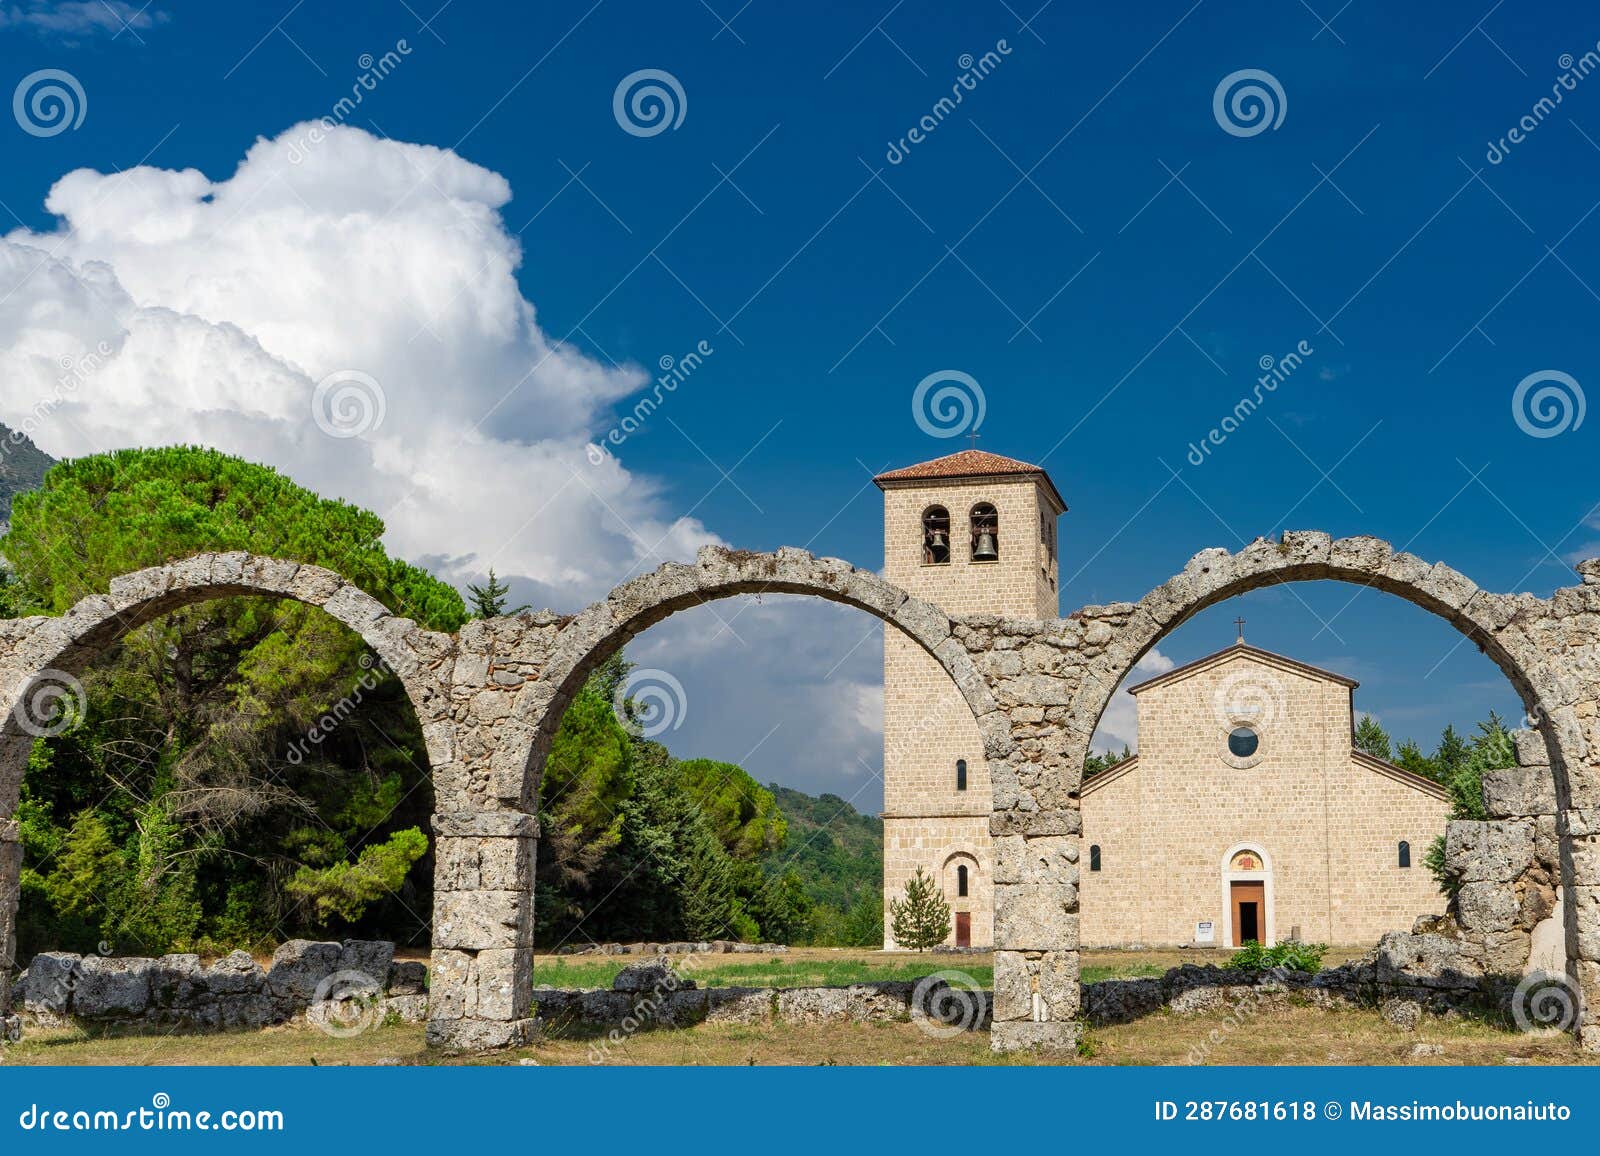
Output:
[873, 449, 1065, 948]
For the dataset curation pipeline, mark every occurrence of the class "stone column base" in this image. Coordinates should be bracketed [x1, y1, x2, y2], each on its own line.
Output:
[990, 1020, 1082, 1054]
[426, 1017, 539, 1052]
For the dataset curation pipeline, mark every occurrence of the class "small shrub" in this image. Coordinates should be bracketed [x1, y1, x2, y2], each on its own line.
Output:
[1224, 939, 1326, 973]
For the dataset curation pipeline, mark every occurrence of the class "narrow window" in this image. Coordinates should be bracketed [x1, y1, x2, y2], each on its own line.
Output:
[970, 502, 999, 561]
[922, 506, 951, 564]
[1398, 840, 1411, 869]
[957, 864, 969, 897]
[1089, 844, 1101, 872]
[955, 758, 967, 791]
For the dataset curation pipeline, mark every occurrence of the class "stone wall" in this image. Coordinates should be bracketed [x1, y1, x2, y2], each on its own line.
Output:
[7, 941, 426, 1033]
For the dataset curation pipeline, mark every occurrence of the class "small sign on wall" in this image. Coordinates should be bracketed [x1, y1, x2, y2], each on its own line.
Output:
[1195, 920, 1215, 943]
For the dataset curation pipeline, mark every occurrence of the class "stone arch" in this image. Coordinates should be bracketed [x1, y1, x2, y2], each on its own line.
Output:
[0, 552, 457, 1035]
[984, 531, 1600, 1054]
[0, 551, 458, 814]
[481, 546, 1004, 809]
[1068, 533, 1570, 794]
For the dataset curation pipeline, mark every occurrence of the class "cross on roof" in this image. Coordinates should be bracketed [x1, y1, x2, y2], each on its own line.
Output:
[1234, 616, 1246, 642]
[966, 427, 982, 450]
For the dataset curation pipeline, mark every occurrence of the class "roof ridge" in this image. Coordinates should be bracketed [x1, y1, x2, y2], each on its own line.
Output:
[1127, 642, 1360, 694]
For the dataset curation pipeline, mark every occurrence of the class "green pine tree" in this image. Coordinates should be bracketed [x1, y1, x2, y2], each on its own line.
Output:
[889, 866, 951, 951]
[1353, 714, 1392, 760]
[466, 567, 529, 618]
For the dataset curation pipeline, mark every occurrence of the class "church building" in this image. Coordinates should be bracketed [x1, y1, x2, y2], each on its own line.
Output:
[875, 448, 1450, 950]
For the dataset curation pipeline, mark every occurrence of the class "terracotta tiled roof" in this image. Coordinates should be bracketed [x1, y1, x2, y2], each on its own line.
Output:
[873, 450, 1065, 510]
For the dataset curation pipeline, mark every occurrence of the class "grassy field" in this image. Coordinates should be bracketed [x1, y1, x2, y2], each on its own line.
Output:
[7, 1002, 1589, 1067]
[14, 945, 1556, 1067]
[528, 945, 1369, 990]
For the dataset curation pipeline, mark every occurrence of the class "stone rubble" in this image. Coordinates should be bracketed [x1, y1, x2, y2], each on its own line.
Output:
[7, 940, 425, 1030]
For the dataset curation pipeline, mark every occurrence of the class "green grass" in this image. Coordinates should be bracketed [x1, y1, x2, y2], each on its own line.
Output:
[1080, 962, 1165, 984]
[530, 955, 1170, 990]
[532, 956, 994, 990]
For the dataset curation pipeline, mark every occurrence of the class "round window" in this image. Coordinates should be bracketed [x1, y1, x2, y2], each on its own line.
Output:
[1227, 726, 1259, 759]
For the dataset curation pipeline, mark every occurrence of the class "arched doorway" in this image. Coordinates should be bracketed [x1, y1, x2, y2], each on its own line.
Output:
[1220, 843, 1273, 947]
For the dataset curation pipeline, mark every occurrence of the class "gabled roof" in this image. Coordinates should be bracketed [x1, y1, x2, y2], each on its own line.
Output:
[1352, 750, 1451, 800]
[1078, 749, 1450, 801]
[1126, 641, 1359, 696]
[873, 449, 1066, 512]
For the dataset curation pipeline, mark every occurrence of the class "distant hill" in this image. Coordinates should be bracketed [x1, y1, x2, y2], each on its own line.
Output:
[764, 783, 882, 913]
[0, 423, 55, 533]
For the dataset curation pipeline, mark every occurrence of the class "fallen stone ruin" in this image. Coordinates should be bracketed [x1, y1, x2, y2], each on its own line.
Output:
[7, 939, 427, 1032]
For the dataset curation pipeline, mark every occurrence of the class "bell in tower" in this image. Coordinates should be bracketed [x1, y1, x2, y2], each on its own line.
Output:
[970, 503, 999, 561]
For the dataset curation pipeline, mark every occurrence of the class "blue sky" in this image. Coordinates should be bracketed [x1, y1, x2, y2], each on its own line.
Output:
[2, 0, 1595, 805]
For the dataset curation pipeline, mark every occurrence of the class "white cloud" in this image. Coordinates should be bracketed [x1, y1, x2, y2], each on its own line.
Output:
[1089, 647, 1174, 755]
[623, 597, 890, 806]
[0, 122, 721, 607]
[0, 1, 163, 35]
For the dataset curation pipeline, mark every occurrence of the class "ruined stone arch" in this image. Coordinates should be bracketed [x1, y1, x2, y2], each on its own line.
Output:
[0, 551, 457, 813]
[0, 551, 458, 1030]
[481, 546, 1005, 810]
[1068, 532, 1571, 796]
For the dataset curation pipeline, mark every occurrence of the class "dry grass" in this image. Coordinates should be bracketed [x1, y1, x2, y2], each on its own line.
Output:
[7, 1001, 1591, 1068]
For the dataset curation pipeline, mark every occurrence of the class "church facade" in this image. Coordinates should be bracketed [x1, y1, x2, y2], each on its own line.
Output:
[876, 449, 1450, 950]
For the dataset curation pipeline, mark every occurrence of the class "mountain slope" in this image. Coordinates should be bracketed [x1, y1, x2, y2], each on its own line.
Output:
[0, 423, 55, 532]
[764, 783, 882, 912]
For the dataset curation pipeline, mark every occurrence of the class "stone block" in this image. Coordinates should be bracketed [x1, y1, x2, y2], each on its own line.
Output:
[774, 986, 851, 1024]
[204, 950, 266, 996]
[73, 956, 152, 1017]
[148, 954, 204, 1009]
[704, 987, 772, 1024]
[266, 940, 342, 1001]
[1446, 819, 1536, 883]
[433, 890, 528, 950]
[18, 952, 81, 1015]
[387, 960, 429, 996]
[994, 884, 1078, 951]
[1456, 882, 1520, 933]
[338, 940, 395, 986]
[474, 948, 531, 1022]
[1481, 767, 1556, 818]
[990, 1020, 1082, 1053]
